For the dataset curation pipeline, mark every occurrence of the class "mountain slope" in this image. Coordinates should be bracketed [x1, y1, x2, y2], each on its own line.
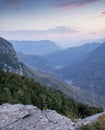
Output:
[44, 42, 101, 68]
[11, 40, 61, 55]
[17, 52, 54, 74]
[71, 42, 105, 95]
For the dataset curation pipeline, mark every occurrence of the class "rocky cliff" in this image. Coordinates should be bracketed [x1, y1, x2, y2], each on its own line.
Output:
[0, 104, 104, 130]
[0, 37, 22, 75]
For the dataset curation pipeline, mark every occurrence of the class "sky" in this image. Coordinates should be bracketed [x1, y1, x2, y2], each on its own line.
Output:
[0, 0, 105, 47]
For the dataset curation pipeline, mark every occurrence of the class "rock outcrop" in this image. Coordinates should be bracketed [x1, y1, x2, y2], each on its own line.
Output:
[0, 103, 105, 130]
[77, 112, 105, 126]
[0, 103, 76, 130]
[0, 37, 23, 75]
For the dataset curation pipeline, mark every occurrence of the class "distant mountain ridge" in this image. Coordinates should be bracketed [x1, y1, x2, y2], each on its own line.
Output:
[11, 40, 61, 55]
[17, 42, 101, 80]
[44, 42, 101, 68]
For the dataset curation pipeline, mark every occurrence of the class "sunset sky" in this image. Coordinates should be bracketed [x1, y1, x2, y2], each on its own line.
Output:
[0, 0, 105, 46]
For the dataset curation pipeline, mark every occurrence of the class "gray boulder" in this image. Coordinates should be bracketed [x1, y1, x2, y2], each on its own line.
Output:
[0, 103, 104, 130]
[0, 103, 76, 130]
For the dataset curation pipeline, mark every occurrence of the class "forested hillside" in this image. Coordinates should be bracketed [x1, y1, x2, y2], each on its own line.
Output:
[0, 71, 103, 119]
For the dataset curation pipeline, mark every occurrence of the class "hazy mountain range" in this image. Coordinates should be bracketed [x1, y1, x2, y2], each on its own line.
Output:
[11, 38, 105, 105]
[0, 37, 100, 107]
[44, 42, 101, 68]
[15, 41, 101, 79]
[11, 40, 61, 56]
[11, 38, 105, 97]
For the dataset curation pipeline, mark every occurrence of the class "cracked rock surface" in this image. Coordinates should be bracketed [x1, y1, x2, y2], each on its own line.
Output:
[0, 103, 104, 130]
[0, 103, 77, 130]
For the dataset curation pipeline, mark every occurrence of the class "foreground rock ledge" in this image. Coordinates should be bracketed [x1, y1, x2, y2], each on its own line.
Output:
[0, 103, 105, 130]
[0, 103, 77, 130]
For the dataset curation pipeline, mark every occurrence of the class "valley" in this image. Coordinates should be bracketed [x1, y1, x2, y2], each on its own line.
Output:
[0, 37, 105, 129]
[11, 38, 105, 99]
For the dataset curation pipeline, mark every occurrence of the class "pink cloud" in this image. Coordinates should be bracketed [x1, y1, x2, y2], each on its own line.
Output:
[55, 0, 98, 10]
[5, 0, 22, 7]
[49, 26, 79, 33]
